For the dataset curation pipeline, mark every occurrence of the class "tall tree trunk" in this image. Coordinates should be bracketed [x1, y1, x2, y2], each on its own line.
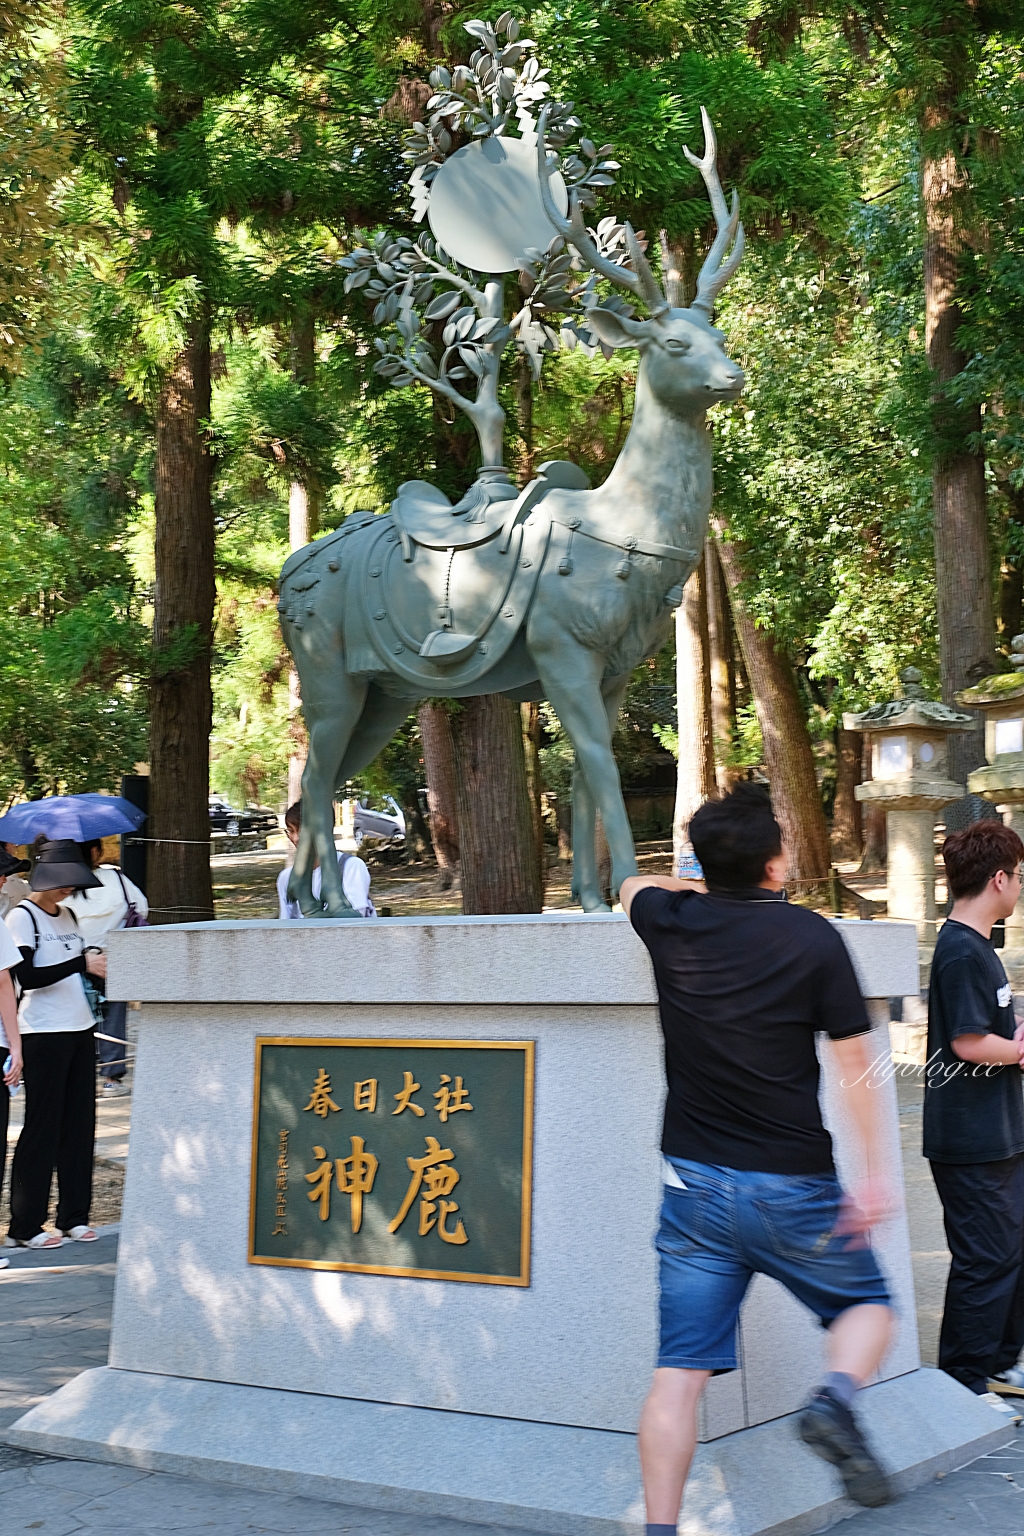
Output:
[999, 480, 1024, 646]
[673, 568, 715, 872]
[705, 536, 737, 790]
[149, 317, 215, 923]
[832, 727, 863, 860]
[859, 736, 887, 873]
[515, 352, 534, 483]
[922, 89, 994, 818]
[521, 702, 546, 902]
[451, 695, 542, 914]
[715, 526, 830, 886]
[287, 312, 319, 806]
[418, 701, 460, 891]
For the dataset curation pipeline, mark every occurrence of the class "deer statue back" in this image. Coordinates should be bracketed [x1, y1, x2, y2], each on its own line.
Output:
[279, 104, 744, 916]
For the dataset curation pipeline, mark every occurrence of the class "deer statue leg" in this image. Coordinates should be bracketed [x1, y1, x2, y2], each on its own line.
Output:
[292, 674, 369, 918]
[536, 652, 639, 912]
[570, 765, 599, 909]
[334, 685, 423, 788]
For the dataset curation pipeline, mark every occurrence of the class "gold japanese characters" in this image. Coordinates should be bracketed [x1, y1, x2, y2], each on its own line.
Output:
[249, 1038, 533, 1285]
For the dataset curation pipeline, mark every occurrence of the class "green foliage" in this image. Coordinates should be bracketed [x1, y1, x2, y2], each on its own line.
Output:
[0, 303, 150, 800]
[7, 0, 1024, 837]
[0, 2, 71, 374]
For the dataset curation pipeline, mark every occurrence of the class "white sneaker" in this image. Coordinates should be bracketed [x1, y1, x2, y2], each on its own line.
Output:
[99, 1080, 129, 1097]
[989, 1366, 1024, 1396]
[0, 1255, 8, 1269]
[979, 1391, 1022, 1425]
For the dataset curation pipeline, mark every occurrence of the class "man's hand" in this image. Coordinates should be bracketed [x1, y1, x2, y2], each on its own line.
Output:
[85, 951, 108, 980]
[619, 874, 706, 921]
[836, 1176, 901, 1235]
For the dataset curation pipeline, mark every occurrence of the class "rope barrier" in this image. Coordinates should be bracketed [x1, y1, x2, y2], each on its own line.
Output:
[125, 836, 233, 845]
[94, 1031, 136, 1053]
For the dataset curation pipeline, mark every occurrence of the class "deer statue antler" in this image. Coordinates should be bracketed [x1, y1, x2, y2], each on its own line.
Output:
[683, 106, 745, 317]
[536, 107, 669, 318]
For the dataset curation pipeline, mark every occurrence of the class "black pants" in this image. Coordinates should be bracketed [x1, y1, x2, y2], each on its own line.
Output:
[0, 1078, 8, 1204]
[931, 1154, 1024, 1393]
[9, 1029, 95, 1241]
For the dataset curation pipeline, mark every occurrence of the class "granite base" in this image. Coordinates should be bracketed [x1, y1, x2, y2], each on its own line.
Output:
[6, 1364, 1011, 1536]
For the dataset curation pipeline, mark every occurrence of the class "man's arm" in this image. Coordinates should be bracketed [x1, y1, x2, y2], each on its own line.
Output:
[830, 1032, 901, 1229]
[619, 874, 705, 921]
[951, 1032, 1024, 1066]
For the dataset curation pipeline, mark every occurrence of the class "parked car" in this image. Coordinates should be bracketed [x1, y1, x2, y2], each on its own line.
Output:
[352, 795, 405, 846]
[209, 798, 279, 837]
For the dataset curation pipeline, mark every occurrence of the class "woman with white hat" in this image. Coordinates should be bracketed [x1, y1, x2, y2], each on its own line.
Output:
[3, 840, 107, 1250]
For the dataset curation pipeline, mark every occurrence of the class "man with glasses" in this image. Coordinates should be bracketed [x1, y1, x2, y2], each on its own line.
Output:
[926, 822, 1024, 1406]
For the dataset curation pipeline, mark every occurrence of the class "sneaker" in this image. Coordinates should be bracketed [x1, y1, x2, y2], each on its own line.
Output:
[99, 1080, 129, 1097]
[798, 1387, 894, 1507]
[988, 1367, 1024, 1397]
[979, 1390, 1023, 1425]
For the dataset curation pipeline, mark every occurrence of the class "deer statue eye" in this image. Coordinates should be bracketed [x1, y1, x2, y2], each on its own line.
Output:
[664, 338, 691, 353]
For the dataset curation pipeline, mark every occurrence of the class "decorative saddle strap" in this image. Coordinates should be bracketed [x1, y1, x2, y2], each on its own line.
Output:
[551, 517, 695, 565]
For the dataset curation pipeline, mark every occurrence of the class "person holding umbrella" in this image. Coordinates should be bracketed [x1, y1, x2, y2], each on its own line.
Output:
[3, 840, 107, 1250]
[0, 878, 24, 1270]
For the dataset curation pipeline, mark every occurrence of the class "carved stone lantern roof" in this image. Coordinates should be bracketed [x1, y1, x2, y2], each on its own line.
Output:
[958, 640, 1024, 803]
[844, 667, 973, 812]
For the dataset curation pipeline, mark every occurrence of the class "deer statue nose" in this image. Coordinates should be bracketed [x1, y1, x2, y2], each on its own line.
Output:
[705, 370, 744, 394]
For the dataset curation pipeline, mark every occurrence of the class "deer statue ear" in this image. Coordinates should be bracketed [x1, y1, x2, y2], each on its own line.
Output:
[584, 306, 652, 350]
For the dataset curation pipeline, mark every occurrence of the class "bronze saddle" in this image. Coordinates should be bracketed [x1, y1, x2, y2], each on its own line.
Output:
[343, 462, 590, 692]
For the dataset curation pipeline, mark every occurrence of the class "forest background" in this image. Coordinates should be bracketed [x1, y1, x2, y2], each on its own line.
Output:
[1, 0, 1022, 920]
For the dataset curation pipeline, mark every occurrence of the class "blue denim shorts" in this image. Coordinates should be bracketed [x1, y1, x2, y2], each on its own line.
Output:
[657, 1158, 893, 1371]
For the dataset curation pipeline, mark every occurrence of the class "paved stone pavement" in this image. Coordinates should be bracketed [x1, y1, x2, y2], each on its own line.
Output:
[2, 1074, 1024, 1533]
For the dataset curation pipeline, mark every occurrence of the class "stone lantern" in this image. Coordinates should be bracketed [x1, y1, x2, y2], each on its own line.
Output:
[844, 667, 976, 957]
[958, 637, 1024, 965]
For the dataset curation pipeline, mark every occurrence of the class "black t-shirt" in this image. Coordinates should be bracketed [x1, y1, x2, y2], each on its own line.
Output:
[923, 919, 1024, 1165]
[630, 886, 871, 1175]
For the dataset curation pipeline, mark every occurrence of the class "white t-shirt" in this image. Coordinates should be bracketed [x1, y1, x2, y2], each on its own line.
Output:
[0, 918, 20, 1050]
[65, 865, 148, 944]
[277, 853, 375, 920]
[5, 902, 94, 1034]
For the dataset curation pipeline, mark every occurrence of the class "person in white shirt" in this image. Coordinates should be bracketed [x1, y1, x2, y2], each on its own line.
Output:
[4, 840, 107, 1250]
[0, 901, 24, 1271]
[65, 841, 148, 1096]
[277, 801, 375, 920]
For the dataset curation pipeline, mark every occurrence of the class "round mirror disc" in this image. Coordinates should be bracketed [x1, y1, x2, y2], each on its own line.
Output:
[427, 136, 569, 274]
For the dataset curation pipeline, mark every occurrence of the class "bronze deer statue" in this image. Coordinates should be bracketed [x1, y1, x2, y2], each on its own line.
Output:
[279, 106, 744, 916]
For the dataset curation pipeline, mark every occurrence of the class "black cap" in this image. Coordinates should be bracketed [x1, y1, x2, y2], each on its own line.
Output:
[28, 840, 102, 892]
[0, 847, 30, 879]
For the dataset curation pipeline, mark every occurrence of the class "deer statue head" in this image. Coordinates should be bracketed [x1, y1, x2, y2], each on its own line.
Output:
[538, 106, 745, 417]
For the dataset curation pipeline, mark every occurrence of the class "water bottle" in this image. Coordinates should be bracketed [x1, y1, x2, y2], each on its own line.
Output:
[3, 1053, 19, 1097]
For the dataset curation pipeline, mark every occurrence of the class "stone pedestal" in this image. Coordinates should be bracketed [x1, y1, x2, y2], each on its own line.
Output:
[846, 669, 976, 979]
[7, 915, 1010, 1535]
[959, 671, 1024, 982]
[886, 808, 941, 945]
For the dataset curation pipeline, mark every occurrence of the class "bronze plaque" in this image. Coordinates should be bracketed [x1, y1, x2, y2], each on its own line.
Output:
[249, 1038, 534, 1285]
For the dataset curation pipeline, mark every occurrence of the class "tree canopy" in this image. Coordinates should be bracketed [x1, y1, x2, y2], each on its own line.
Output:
[2, 1, 1023, 900]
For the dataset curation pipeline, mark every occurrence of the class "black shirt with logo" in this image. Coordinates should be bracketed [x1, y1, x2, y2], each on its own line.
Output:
[924, 919, 1024, 1165]
[629, 886, 871, 1175]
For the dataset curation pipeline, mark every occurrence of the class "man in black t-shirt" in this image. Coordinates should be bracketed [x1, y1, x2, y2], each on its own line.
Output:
[925, 822, 1024, 1400]
[621, 784, 897, 1535]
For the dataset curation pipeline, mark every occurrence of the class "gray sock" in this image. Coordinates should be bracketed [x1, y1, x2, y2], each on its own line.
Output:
[646, 1526, 677, 1536]
[820, 1370, 858, 1410]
